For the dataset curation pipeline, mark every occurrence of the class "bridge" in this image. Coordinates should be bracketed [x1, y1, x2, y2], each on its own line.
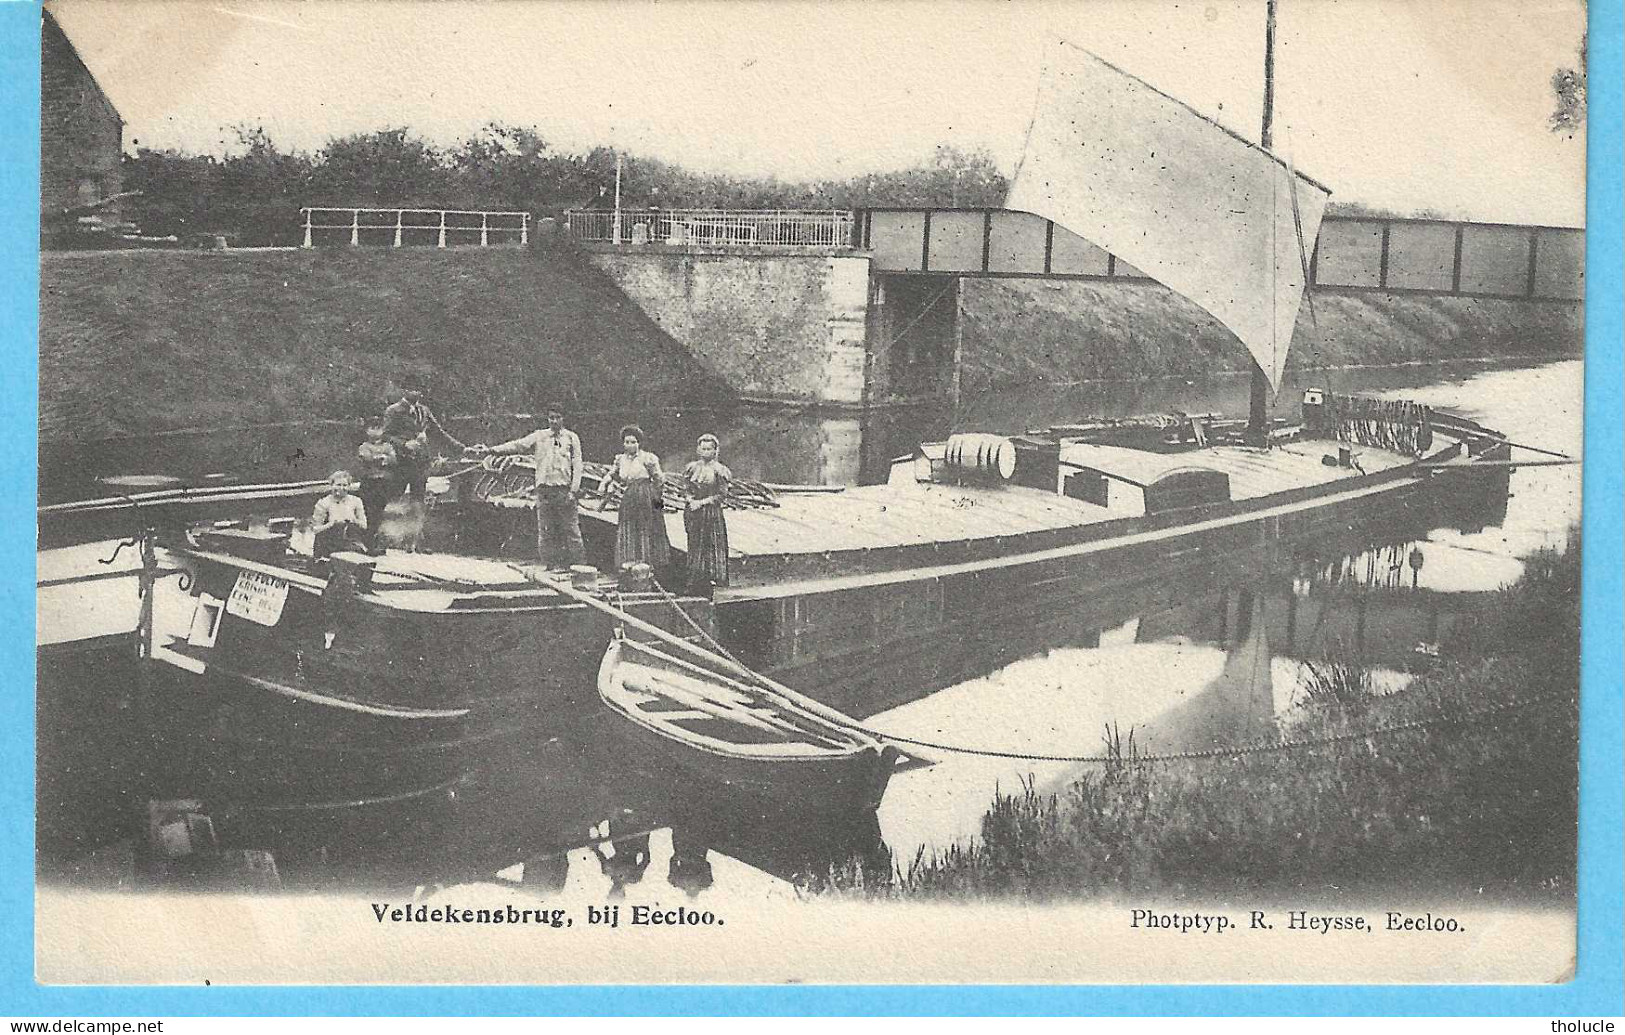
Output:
[564, 206, 1582, 303]
[554, 205, 1582, 409]
[857, 208, 1582, 303]
[297, 206, 1579, 409]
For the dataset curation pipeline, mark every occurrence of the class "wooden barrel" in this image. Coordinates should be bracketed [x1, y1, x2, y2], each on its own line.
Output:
[994, 437, 1016, 478]
[944, 434, 1016, 480]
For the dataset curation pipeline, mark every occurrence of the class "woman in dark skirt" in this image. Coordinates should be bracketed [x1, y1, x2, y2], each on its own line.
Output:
[598, 424, 671, 573]
[680, 433, 731, 593]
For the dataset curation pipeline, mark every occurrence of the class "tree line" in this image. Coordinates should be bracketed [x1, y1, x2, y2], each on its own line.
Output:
[117, 120, 1480, 247]
[120, 124, 1011, 246]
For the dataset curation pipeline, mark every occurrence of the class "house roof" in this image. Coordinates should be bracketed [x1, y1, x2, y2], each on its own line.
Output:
[42, 6, 125, 126]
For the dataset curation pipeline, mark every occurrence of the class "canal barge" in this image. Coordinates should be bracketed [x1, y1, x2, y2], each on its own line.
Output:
[36, 392, 1515, 820]
[135, 532, 715, 808]
[449, 394, 1515, 716]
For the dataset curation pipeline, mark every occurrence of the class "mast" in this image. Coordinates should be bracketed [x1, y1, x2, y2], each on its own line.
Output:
[613, 153, 624, 245]
[1247, 0, 1278, 440]
[1261, 0, 1277, 151]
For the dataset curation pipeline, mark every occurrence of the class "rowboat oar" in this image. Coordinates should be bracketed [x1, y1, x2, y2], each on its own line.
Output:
[618, 667, 796, 738]
[620, 639, 769, 708]
[620, 639, 855, 749]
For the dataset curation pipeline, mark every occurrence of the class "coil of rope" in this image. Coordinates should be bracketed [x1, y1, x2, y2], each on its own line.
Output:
[1328, 394, 1434, 457]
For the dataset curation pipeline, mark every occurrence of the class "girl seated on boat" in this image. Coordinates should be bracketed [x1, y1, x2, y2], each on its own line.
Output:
[596, 425, 671, 575]
[310, 470, 367, 560]
[680, 433, 732, 594]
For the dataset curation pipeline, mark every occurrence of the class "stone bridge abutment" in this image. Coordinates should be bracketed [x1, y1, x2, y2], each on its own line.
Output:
[573, 208, 1582, 409]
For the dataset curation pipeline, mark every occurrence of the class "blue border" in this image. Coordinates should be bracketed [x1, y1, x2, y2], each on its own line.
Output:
[3, 0, 1620, 1015]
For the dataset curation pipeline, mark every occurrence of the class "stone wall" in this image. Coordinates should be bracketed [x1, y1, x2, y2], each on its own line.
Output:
[584, 247, 873, 406]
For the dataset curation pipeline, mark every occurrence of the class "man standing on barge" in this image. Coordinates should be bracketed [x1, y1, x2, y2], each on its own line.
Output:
[383, 384, 465, 504]
[473, 404, 586, 570]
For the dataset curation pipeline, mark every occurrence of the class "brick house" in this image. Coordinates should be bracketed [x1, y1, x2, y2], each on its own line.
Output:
[41, 6, 124, 236]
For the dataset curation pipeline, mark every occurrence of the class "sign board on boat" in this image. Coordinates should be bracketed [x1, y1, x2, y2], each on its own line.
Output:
[225, 570, 289, 627]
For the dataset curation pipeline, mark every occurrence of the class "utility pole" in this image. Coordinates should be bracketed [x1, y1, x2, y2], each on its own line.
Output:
[1248, 0, 1278, 441]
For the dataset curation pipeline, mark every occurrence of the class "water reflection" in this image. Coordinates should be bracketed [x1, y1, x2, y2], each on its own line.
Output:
[870, 524, 1541, 858]
[36, 358, 1580, 895]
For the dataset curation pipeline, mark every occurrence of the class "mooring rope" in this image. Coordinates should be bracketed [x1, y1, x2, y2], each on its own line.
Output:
[645, 577, 1569, 766]
[837, 692, 1566, 765]
[651, 576, 753, 669]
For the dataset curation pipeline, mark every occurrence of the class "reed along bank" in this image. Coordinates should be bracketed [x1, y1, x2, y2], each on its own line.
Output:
[810, 532, 1582, 904]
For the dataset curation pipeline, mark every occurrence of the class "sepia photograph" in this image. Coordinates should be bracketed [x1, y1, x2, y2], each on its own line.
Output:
[26, 0, 1607, 993]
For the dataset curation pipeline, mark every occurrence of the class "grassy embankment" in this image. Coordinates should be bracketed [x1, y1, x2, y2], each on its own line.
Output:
[960, 279, 1584, 394]
[814, 533, 1581, 903]
[42, 242, 1582, 443]
[39, 241, 731, 445]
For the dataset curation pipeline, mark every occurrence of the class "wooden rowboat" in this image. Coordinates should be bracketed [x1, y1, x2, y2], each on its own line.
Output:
[597, 636, 899, 815]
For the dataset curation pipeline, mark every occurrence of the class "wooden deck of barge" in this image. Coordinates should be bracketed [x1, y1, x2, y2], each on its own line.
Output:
[576, 437, 1419, 592]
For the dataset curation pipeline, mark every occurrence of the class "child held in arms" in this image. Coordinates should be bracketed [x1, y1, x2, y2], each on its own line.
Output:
[355, 416, 399, 552]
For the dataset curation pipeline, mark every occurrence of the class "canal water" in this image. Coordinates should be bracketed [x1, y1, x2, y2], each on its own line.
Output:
[38, 356, 1573, 502]
[36, 357, 1582, 899]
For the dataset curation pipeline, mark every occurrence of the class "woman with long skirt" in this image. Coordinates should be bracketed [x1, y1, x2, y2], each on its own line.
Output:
[679, 433, 731, 595]
[598, 424, 671, 574]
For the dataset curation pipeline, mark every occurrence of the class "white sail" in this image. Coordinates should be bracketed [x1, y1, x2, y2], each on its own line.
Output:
[1005, 40, 1330, 391]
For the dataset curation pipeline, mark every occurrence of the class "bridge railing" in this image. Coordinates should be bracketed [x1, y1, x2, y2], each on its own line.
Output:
[564, 208, 856, 248]
[299, 207, 530, 248]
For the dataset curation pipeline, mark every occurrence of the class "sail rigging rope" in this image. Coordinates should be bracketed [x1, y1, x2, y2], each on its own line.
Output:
[880, 280, 957, 356]
[1288, 139, 1341, 415]
[1269, 123, 1280, 404]
[644, 577, 1568, 766]
[1008, 45, 1051, 195]
[1283, 140, 1326, 393]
